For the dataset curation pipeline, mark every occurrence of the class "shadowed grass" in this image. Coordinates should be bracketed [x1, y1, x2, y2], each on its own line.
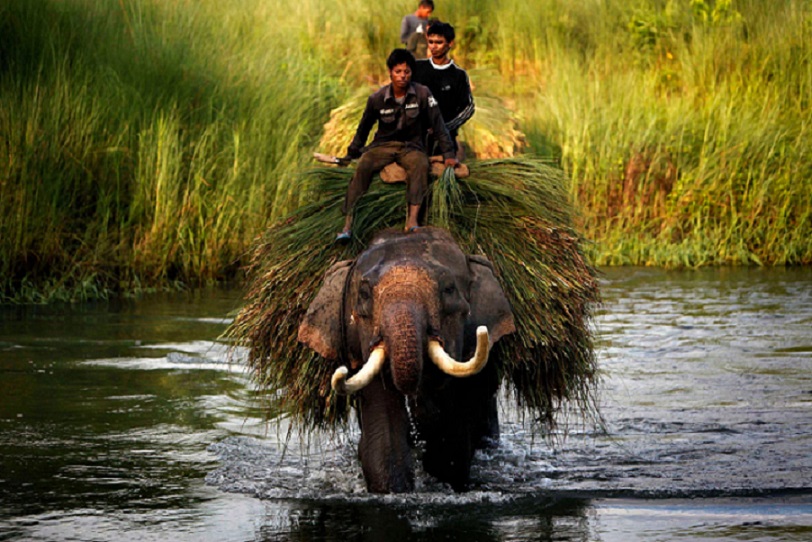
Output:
[228, 156, 599, 429]
[0, 0, 344, 301]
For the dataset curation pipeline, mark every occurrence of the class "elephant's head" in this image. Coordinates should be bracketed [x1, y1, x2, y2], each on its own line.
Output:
[298, 227, 515, 399]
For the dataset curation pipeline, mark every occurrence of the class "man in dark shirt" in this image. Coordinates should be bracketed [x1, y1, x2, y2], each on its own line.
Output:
[337, 48, 457, 241]
[412, 22, 475, 159]
[400, 0, 434, 46]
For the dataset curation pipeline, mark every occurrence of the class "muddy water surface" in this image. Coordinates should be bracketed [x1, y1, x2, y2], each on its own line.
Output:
[1, 268, 811, 541]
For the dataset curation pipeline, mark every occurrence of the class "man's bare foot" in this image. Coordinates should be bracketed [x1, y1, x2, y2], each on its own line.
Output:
[405, 204, 421, 232]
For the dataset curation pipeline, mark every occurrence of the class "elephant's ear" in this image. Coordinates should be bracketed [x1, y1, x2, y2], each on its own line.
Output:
[467, 255, 516, 344]
[298, 260, 353, 360]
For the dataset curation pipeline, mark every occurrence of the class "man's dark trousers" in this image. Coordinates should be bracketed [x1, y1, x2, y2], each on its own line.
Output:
[342, 141, 430, 214]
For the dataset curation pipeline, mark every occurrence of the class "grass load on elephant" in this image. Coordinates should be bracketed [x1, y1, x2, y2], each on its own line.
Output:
[227, 156, 600, 492]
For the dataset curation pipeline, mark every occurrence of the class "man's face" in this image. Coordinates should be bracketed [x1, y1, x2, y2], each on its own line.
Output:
[417, 5, 433, 18]
[427, 34, 452, 60]
[389, 63, 412, 92]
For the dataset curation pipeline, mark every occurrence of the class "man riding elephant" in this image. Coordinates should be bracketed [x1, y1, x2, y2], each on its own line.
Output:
[413, 21, 475, 161]
[336, 49, 458, 243]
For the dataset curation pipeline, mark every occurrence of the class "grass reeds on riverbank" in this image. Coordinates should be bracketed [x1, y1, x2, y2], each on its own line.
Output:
[2, 0, 811, 301]
[0, 0, 345, 301]
[480, 0, 812, 266]
[229, 156, 599, 429]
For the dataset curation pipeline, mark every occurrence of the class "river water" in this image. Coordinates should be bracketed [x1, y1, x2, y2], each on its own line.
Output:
[1, 267, 810, 541]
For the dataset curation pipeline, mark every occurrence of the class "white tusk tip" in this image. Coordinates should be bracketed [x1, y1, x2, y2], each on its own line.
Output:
[331, 366, 349, 393]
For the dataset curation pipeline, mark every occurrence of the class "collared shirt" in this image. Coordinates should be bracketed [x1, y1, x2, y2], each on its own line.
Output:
[347, 82, 455, 160]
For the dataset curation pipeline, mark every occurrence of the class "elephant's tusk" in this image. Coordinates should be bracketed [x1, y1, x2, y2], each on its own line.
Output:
[331, 345, 386, 395]
[428, 326, 490, 377]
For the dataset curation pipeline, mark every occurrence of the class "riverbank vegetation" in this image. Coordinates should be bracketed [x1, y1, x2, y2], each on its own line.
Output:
[2, 0, 810, 301]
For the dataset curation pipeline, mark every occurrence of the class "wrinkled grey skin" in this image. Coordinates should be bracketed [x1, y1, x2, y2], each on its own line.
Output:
[299, 227, 515, 493]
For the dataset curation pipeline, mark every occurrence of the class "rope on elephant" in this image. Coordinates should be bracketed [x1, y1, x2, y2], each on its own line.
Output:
[226, 155, 601, 432]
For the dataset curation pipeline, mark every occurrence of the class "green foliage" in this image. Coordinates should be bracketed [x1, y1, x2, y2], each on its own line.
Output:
[690, 0, 742, 25]
[428, 167, 464, 229]
[0, 0, 345, 301]
[512, 0, 812, 266]
[1, 0, 810, 302]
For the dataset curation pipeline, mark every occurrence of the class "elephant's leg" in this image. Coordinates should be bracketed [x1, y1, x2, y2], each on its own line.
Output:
[474, 394, 500, 449]
[468, 362, 501, 449]
[419, 375, 500, 490]
[421, 412, 475, 492]
[357, 378, 414, 493]
[417, 387, 475, 491]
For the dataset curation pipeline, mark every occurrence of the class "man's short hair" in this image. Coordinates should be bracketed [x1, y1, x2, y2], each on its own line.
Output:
[426, 21, 455, 42]
[419, 0, 435, 10]
[387, 48, 417, 72]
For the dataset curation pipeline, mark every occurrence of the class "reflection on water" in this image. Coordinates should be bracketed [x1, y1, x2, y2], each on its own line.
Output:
[0, 269, 811, 541]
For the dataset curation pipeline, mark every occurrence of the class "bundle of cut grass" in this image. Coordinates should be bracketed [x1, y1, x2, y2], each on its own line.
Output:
[457, 94, 527, 159]
[228, 156, 599, 429]
[317, 90, 526, 159]
[317, 89, 372, 159]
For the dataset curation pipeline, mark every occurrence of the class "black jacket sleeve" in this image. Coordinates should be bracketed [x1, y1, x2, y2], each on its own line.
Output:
[425, 90, 455, 159]
[445, 71, 475, 132]
[347, 95, 377, 159]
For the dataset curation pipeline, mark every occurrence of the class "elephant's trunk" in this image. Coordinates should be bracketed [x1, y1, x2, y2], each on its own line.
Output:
[381, 300, 425, 396]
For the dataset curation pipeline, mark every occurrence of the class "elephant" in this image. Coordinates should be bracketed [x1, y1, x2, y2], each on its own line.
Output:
[298, 227, 515, 493]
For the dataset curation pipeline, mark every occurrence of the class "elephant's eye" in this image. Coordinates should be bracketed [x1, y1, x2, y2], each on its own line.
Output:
[440, 280, 468, 315]
[357, 281, 373, 316]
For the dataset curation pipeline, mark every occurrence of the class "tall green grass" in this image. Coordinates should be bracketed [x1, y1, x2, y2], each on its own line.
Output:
[474, 0, 812, 266]
[1, 0, 810, 301]
[0, 0, 344, 301]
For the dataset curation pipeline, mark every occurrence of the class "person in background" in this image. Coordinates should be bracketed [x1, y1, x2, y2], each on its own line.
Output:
[406, 17, 440, 58]
[412, 21, 475, 161]
[400, 0, 434, 47]
[336, 48, 457, 242]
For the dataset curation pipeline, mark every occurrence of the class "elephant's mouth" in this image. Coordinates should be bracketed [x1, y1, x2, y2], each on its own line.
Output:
[331, 326, 492, 395]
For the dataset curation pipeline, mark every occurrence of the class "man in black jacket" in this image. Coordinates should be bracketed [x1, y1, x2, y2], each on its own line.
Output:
[337, 48, 457, 241]
[412, 22, 475, 159]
